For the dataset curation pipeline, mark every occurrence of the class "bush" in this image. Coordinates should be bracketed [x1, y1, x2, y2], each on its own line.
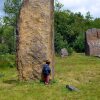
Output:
[0, 54, 15, 68]
[73, 33, 85, 52]
[54, 32, 68, 54]
[0, 44, 9, 54]
[67, 47, 73, 55]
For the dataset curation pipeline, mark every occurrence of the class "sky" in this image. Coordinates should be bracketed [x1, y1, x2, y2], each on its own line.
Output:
[59, 0, 100, 18]
[0, 0, 100, 18]
[0, 0, 5, 17]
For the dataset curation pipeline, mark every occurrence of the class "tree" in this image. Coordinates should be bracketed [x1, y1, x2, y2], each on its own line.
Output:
[1, 0, 23, 54]
[74, 33, 85, 52]
[3, 25, 15, 53]
[84, 11, 93, 29]
[55, 0, 64, 12]
[54, 2, 94, 53]
[55, 32, 68, 54]
[0, 26, 3, 44]
[54, 6, 85, 53]
[4, 0, 22, 26]
[85, 11, 93, 20]
[54, 2, 69, 54]
[91, 18, 100, 28]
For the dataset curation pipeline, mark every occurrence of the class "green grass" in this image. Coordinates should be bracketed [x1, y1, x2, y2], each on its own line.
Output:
[0, 53, 100, 100]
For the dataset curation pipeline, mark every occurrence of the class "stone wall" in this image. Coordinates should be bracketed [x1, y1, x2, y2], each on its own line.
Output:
[16, 0, 54, 80]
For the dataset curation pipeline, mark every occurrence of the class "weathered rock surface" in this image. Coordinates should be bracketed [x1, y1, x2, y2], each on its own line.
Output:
[16, 0, 54, 80]
[85, 28, 100, 56]
[61, 48, 68, 57]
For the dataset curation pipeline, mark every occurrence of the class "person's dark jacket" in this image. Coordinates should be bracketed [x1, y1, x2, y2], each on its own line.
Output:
[42, 64, 51, 75]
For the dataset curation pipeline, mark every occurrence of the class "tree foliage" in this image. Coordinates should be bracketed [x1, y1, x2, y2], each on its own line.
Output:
[4, 0, 22, 26]
[0, 0, 23, 54]
[54, 1, 100, 54]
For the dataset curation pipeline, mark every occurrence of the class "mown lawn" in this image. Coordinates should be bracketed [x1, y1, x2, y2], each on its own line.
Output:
[0, 53, 100, 100]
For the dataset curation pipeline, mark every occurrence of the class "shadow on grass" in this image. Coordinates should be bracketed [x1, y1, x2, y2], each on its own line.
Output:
[39, 79, 58, 85]
[3, 79, 19, 84]
[3, 79, 35, 85]
[3, 79, 58, 86]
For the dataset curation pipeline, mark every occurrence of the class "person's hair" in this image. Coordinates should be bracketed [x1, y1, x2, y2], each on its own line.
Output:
[46, 60, 50, 65]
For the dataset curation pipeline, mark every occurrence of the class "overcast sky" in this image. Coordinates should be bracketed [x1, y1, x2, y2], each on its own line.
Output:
[59, 0, 100, 18]
[0, 0, 100, 18]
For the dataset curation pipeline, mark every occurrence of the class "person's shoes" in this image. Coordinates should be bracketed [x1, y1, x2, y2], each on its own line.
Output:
[45, 82, 49, 85]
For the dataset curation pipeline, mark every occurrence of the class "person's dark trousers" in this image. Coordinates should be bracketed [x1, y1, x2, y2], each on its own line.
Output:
[44, 75, 50, 84]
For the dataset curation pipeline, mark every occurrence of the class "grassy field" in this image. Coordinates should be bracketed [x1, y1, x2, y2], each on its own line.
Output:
[0, 53, 100, 100]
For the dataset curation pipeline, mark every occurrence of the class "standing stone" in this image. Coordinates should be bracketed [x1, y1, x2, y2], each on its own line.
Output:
[16, 0, 54, 80]
[85, 28, 100, 57]
[61, 48, 68, 57]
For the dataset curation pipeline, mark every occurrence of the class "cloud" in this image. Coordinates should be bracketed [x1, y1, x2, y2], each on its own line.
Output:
[59, 0, 100, 18]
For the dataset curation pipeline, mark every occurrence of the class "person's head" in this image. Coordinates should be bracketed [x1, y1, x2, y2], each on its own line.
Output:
[45, 60, 50, 65]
